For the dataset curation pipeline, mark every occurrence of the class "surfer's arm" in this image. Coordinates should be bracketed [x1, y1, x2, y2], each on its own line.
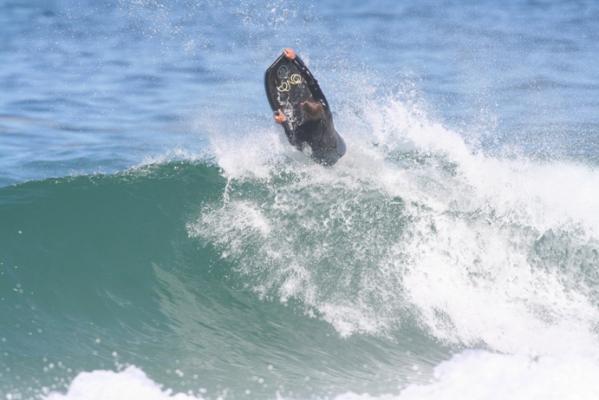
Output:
[274, 110, 297, 146]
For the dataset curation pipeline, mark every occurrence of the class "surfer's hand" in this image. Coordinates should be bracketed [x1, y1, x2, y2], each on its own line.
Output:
[274, 110, 286, 124]
[283, 48, 296, 60]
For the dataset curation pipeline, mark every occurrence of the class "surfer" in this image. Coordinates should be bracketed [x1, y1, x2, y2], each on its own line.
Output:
[266, 48, 346, 166]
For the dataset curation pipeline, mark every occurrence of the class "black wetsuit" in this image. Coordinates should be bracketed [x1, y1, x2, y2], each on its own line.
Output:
[291, 105, 346, 165]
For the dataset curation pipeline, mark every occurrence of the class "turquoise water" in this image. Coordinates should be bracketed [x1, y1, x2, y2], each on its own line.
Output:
[2, 1, 599, 399]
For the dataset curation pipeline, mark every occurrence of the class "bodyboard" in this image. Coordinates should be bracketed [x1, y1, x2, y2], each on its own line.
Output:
[264, 52, 326, 132]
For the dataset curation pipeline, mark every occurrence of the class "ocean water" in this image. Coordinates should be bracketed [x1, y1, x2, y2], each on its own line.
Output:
[2, 0, 599, 399]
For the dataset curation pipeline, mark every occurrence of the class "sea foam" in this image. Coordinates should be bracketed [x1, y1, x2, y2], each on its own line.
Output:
[337, 350, 599, 400]
[45, 350, 599, 400]
[44, 366, 202, 400]
[190, 94, 599, 357]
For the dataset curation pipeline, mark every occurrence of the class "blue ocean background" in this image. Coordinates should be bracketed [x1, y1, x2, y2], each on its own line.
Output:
[2, 0, 599, 399]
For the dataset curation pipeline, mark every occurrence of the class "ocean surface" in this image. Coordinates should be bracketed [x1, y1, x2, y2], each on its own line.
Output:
[2, 0, 599, 399]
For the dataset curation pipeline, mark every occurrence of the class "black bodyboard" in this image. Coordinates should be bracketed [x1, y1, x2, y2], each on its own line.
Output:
[264, 53, 327, 132]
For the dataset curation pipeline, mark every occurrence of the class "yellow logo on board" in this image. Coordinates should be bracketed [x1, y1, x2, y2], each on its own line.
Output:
[277, 73, 302, 92]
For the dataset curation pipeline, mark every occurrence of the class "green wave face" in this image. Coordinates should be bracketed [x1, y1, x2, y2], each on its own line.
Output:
[0, 163, 229, 395]
[0, 162, 443, 399]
